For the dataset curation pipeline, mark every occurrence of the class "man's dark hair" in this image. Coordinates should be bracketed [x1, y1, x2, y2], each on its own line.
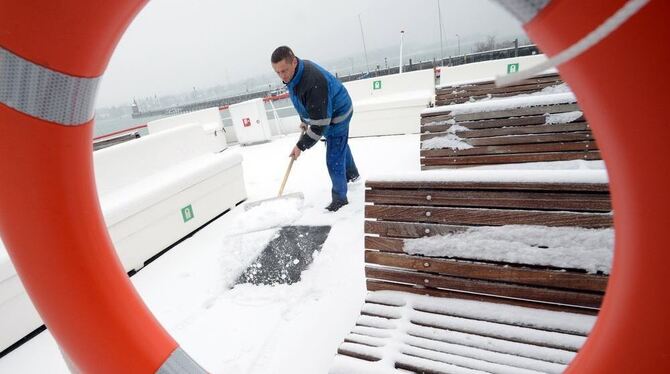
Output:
[271, 46, 296, 64]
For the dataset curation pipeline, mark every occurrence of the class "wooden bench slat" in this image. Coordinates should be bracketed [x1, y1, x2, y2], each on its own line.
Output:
[422, 115, 547, 132]
[448, 131, 594, 146]
[420, 103, 579, 122]
[365, 266, 603, 309]
[366, 188, 611, 212]
[420, 140, 597, 158]
[401, 334, 565, 374]
[365, 205, 613, 228]
[364, 250, 608, 292]
[437, 81, 562, 100]
[367, 280, 598, 316]
[404, 321, 576, 365]
[453, 115, 550, 129]
[336, 344, 381, 362]
[437, 74, 562, 92]
[454, 103, 580, 122]
[366, 181, 610, 192]
[421, 122, 588, 141]
[437, 89, 565, 106]
[409, 305, 589, 337]
[365, 220, 469, 238]
[422, 114, 546, 128]
[422, 114, 581, 132]
[422, 150, 602, 167]
[408, 311, 585, 352]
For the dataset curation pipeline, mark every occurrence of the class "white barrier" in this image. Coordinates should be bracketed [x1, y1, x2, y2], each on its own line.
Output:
[438, 54, 553, 87]
[344, 69, 435, 137]
[228, 98, 273, 145]
[147, 107, 228, 151]
[94, 123, 246, 271]
[0, 123, 247, 352]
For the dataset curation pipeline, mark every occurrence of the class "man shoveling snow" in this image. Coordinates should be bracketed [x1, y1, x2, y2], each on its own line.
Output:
[271, 46, 360, 212]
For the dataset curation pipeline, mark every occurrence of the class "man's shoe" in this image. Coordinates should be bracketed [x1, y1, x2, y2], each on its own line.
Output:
[325, 198, 348, 212]
[347, 174, 360, 183]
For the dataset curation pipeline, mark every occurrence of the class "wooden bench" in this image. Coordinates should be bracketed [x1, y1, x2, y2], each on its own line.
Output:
[420, 99, 600, 169]
[436, 73, 563, 106]
[332, 176, 612, 373]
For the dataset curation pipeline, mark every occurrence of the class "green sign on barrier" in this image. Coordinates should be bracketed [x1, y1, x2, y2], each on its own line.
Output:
[507, 63, 520, 74]
[181, 204, 194, 223]
[373, 80, 382, 90]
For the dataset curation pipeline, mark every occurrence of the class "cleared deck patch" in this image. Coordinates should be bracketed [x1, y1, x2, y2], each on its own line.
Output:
[235, 225, 331, 286]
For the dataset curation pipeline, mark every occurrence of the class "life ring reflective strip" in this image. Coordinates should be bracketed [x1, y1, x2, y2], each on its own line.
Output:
[496, 0, 670, 372]
[0, 46, 99, 125]
[0, 1, 205, 373]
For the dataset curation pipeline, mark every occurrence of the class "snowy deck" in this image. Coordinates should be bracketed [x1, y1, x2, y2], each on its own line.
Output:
[0, 133, 607, 373]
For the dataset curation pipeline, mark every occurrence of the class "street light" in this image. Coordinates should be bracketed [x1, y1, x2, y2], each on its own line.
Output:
[455, 34, 461, 56]
[437, 0, 445, 66]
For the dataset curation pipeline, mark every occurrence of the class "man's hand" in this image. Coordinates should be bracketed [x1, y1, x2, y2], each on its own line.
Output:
[289, 146, 302, 160]
[299, 122, 308, 132]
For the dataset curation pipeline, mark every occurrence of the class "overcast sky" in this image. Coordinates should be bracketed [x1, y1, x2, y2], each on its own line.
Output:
[96, 0, 524, 108]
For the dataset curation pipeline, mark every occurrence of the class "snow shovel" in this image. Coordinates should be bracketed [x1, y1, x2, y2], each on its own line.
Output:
[244, 154, 304, 211]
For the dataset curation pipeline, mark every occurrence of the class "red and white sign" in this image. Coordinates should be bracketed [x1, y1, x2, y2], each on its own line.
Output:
[242, 117, 251, 127]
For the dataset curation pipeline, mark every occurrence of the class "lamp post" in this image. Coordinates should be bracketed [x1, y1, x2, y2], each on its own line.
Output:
[456, 33, 461, 56]
[399, 30, 405, 74]
[437, 0, 444, 66]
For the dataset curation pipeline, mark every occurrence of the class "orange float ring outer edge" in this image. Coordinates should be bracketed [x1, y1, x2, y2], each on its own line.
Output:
[526, 0, 670, 372]
[0, 1, 147, 77]
[0, 0, 179, 372]
[0, 105, 177, 373]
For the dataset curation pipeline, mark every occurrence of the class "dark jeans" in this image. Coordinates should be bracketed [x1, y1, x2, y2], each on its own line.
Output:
[325, 114, 358, 201]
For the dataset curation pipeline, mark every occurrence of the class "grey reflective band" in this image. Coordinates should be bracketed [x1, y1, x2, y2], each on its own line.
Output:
[0, 46, 100, 126]
[306, 127, 321, 141]
[492, 0, 551, 24]
[332, 106, 353, 124]
[156, 347, 206, 374]
[304, 117, 331, 127]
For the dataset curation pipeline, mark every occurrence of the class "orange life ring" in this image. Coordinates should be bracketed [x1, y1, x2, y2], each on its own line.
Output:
[506, 0, 669, 372]
[1, 0, 668, 372]
[0, 1, 203, 373]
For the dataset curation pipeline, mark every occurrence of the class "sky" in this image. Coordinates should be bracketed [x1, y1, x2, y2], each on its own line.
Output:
[96, 0, 525, 108]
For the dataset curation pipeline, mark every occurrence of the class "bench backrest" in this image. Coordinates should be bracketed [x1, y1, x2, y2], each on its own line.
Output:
[94, 123, 225, 195]
[436, 72, 563, 105]
[364, 175, 612, 315]
[420, 93, 599, 168]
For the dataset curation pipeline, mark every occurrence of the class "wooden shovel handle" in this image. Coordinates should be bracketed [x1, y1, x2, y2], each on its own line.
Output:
[278, 156, 295, 197]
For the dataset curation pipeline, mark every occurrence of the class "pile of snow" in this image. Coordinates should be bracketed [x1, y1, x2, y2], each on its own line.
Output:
[404, 225, 614, 274]
[421, 134, 472, 150]
[233, 196, 304, 234]
[546, 110, 583, 124]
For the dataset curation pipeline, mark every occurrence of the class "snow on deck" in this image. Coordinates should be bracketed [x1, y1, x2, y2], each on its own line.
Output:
[0, 133, 608, 373]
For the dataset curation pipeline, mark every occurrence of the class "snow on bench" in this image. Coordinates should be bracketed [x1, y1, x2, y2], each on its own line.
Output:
[0, 121, 247, 353]
[332, 170, 611, 373]
[331, 291, 596, 374]
[345, 69, 435, 137]
[420, 87, 599, 168]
